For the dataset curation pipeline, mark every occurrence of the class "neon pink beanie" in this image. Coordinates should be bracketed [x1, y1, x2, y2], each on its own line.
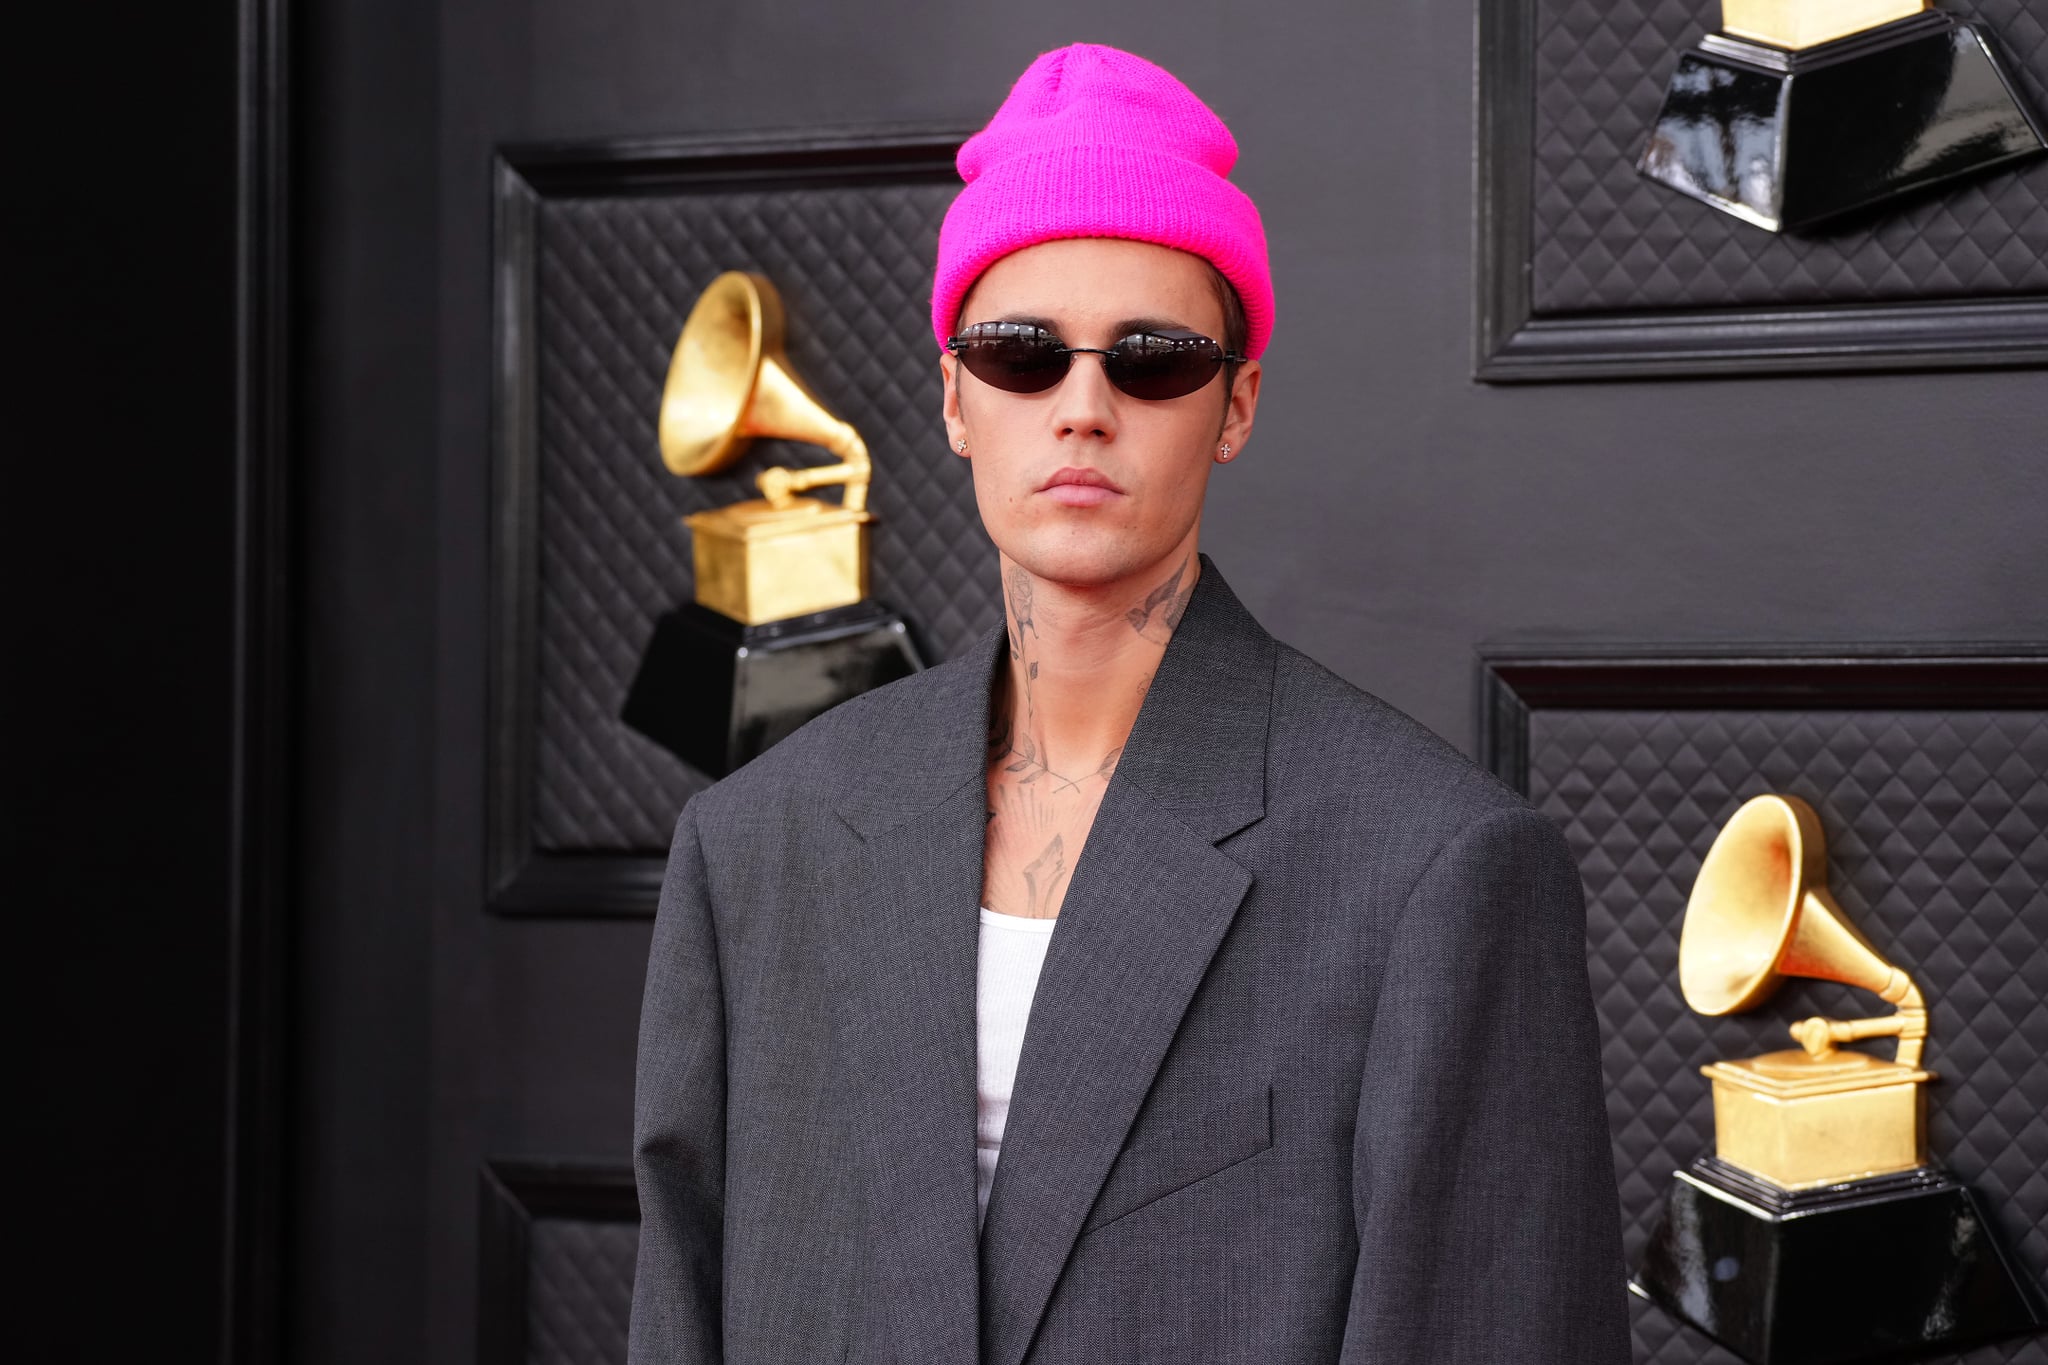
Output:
[932, 44, 1274, 359]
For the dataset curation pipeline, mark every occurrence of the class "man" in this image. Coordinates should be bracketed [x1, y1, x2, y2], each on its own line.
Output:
[629, 43, 1629, 1364]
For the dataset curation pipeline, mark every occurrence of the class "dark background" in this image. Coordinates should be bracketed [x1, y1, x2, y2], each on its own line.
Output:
[19, 1, 2044, 1362]
[17, 3, 241, 1361]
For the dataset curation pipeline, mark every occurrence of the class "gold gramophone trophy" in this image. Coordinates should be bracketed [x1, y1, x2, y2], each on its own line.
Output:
[620, 272, 921, 778]
[1632, 794, 2042, 1364]
[1636, 1, 2045, 231]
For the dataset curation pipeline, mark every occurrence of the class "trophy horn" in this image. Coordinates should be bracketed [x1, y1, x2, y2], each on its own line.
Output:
[658, 271, 870, 512]
[1679, 793, 1927, 1066]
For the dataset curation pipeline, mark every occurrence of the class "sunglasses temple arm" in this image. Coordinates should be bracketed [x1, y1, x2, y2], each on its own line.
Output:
[756, 425, 871, 512]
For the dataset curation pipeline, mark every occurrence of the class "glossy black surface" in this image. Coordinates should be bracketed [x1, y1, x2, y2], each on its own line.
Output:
[1637, 14, 2047, 231]
[622, 599, 923, 778]
[1633, 1157, 2046, 1363]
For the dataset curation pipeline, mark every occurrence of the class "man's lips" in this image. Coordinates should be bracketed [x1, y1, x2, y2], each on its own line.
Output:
[1038, 467, 1124, 507]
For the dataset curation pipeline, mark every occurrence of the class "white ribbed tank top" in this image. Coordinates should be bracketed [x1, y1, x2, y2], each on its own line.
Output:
[976, 905, 1057, 1227]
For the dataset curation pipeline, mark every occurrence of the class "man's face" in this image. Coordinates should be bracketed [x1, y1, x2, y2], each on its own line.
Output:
[940, 237, 1258, 592]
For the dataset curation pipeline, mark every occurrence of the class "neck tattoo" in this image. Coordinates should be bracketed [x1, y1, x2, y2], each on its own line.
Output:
[981, 554, 1194, 917]
[986, 553, 1193, 791]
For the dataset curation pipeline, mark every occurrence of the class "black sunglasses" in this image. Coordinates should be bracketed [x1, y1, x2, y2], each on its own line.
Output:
[946, 322, 1246, 401]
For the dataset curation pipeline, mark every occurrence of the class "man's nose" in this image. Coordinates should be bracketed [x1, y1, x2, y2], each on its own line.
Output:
[1051, 350, 1117, 441]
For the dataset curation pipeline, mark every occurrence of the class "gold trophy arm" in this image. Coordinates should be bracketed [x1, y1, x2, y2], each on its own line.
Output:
[1788, 974, 1928, 1067]
[756, 425, 871, 512]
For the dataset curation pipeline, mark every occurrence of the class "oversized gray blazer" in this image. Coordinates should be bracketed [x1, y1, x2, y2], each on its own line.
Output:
[629, 558, 1629, 1364]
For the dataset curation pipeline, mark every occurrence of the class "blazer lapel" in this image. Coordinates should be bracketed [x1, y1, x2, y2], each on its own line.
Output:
[830, 626, 1003, 1362]
[977, 558, 1277, 1365]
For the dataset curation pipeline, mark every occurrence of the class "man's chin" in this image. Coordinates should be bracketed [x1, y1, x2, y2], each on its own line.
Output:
[1000, 535, 1180, 594]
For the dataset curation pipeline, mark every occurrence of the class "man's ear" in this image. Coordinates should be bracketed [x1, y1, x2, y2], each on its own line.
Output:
[1217, 358, 1261, 457]
[940, 352, 969, 458]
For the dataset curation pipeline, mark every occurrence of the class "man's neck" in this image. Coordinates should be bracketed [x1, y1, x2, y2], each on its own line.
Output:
[990, 547, 1199, 784]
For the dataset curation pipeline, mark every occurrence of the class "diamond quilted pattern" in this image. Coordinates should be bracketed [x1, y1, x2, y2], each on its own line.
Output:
[1530, 0, 2048, 311]
[527, 1217, 639, 1365]
[530, 178, 998, 853]
[1530, 708, 2048, 1364]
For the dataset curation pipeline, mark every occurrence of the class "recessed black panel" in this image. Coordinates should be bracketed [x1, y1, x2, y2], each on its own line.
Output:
[1481, 652, 2048, 1364]
[489, 129, 994, 913]
[1532, 0, 2048, 310]
[1476, 0, 2048, 377]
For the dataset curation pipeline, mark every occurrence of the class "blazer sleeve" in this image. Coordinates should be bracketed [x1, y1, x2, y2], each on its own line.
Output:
[627, 800, 727, 1364]
[1339, 804, 1630, 1365]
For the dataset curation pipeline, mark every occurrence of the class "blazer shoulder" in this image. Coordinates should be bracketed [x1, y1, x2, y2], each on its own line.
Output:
[1266, 641, 1531, 830]
[1259, 642, 1584, 930]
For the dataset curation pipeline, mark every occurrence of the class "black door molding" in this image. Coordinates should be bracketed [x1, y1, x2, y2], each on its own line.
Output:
[1477, 644, 2048, 793]
[224, 0, 296, 1357]
[478, 1162, 640, 1365]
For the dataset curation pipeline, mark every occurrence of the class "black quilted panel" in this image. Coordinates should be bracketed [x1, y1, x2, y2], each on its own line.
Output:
[531, 179, 998, 852]
[1530, 708, 2048, 1364]
[1530, 0, 2048, 312]
[527, 1216, 639, 1365]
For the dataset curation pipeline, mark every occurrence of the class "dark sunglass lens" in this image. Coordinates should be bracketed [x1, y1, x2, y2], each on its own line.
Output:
[953, 324, 1067, 394]
[1105, 331, 1223, 400]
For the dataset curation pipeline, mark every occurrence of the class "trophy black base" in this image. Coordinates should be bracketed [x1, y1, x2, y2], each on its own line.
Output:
[1632, 1156, 2044, 1364]
[622, 598, 923, 779]
[1637, 12, 2047, 232]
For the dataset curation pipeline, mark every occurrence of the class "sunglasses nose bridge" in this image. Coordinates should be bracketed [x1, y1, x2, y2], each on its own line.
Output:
[1056, 343, 1122, 386]
[1052, 346, 1123, 399]
[1053, 345, 1115, 382]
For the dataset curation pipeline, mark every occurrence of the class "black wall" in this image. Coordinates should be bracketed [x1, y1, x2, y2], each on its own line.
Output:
[292, 0, 439, 1356]
[17, 4, 240, 1361]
